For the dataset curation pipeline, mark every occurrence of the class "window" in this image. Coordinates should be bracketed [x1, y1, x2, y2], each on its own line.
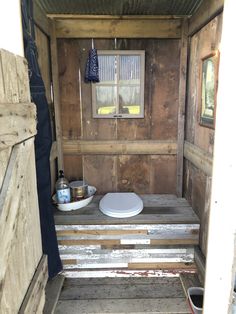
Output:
[200, 52, 219, 128]
[92, 50, 145, 118]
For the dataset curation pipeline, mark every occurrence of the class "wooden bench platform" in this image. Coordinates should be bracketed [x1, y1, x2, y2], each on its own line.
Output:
[54, 195, 200, 276]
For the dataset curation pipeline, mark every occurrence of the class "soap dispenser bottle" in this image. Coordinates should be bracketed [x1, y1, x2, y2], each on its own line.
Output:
[55, 170, 71, 204]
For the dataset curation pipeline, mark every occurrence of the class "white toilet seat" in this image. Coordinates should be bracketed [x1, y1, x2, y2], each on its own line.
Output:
[99, 192, 143, 218]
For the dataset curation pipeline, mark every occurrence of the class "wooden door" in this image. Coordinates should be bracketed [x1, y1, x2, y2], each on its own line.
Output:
[0, 49, 48, 313]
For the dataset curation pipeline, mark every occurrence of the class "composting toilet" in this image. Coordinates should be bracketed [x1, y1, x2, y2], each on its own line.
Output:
[99, 192, 143, 218]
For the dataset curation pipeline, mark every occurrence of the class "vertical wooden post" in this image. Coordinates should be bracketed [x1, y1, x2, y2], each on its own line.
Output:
[204, 0, 236, 312]
[50, 19, 64, 170]
[176, 19, 188, 197]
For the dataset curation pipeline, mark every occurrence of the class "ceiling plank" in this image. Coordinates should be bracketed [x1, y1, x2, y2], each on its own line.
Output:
[33, 0, 51, 35]
[54, 18, 182, 38]
[188, 0, 224, 36]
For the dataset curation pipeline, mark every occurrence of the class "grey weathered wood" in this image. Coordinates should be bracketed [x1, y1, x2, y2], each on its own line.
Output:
[60, 277, 184, 300]
[0, 103, 37, 148]
[50, 21, 64, 170]
[44, 274, 65, 314]
[56, 276, 190, 313]
[0, 147, 11, 189]
[180, 273, 202, 298]
[54, 210, 199, 225]
[15, 56, 31, 103]
[0, 50, 19, 103]
[0, 49, 45, 312]
[19, 255, 48, 314]
[189, 0, 224, 36]
[176, 19, 188, 197]
[184, 141, 213, 176]
[194, 246, 206, 285]
[33, 0, 51, 35]
[55, 297, 190, 313]
[0, 139, 34, 283]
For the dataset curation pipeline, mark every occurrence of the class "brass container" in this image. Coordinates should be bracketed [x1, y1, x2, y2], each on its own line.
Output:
[69, 181, 88, 201]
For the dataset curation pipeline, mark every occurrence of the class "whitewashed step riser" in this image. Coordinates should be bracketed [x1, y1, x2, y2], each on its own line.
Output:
[59, 246, 194, 255]
[56, 224, 199, 231]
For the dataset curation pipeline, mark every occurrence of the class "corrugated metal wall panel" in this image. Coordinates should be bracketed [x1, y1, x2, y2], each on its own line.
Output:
[36, 0, 203, 16]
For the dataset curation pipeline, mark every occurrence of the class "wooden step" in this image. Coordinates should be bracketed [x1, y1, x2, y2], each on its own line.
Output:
[55, 277, 191, 314]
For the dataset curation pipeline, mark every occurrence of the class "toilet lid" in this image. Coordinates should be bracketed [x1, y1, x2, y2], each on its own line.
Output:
[99, 193, 143, 218]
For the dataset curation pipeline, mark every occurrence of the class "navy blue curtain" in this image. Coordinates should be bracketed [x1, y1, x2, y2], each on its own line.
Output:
[21, 0, 62, 279]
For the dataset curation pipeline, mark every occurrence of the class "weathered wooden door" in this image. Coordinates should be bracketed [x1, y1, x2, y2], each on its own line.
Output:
[0, 49, 48, 313]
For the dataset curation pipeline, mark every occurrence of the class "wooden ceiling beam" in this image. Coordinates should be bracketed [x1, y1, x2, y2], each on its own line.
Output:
[53, 17, 182, 38]
[47, 14, 186, 20]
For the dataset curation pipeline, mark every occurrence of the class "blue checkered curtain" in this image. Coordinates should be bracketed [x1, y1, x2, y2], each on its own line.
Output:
[85, 48, 100, 83]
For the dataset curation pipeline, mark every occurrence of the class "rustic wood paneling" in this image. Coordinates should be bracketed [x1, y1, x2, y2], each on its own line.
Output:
[58, 39, 81, 140]
[184, 14, 222, 257]
[64, 155, 83, 182]
[51, 21, 64, 169]
[35, 26, 52, 104]
[150, 40, 180, 141]
[150, 156, 177, 194]
[176, 20, 188, 197]
[185, 14, 222, 154]
[54, 18, 182, 39]
[83, 155, 117, 194]
[184, 141, 213, 176]
[0, 50, 46, 312]
[117, 155, 150, 194]
[58, 38, 181, 193]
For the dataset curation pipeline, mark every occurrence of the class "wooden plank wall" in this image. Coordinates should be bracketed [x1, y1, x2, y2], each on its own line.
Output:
[34, 25, 58, 190]
[0, 49, 47, 312]
[183, 13, 223, 257]
[58, 38, 181, 194]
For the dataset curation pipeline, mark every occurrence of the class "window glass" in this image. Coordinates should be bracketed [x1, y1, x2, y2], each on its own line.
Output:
[92, 51, 145, 118]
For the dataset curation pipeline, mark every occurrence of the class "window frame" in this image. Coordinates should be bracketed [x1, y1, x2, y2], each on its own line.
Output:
[92, 50, 145, 119]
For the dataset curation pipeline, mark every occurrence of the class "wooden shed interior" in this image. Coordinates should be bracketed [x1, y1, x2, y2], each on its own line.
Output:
[1, 0, 236, 313]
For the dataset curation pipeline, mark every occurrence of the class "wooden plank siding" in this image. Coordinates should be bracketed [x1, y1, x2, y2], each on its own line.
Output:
[50, 21, 64, 170]
[176, 19, 188, 197]
[58, 37, 181, 194]
[183, 13, 222, 257]
[34, 24, 58, 189]
[54, 194, 199, 273]
[0, 50, 47, 312]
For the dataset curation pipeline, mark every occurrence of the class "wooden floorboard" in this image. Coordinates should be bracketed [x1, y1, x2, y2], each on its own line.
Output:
[55, 298, 190, 313]
[55, 277, 191, 314]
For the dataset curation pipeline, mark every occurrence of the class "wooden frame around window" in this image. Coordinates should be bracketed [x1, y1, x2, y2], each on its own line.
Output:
[199, 51, 219, 128]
